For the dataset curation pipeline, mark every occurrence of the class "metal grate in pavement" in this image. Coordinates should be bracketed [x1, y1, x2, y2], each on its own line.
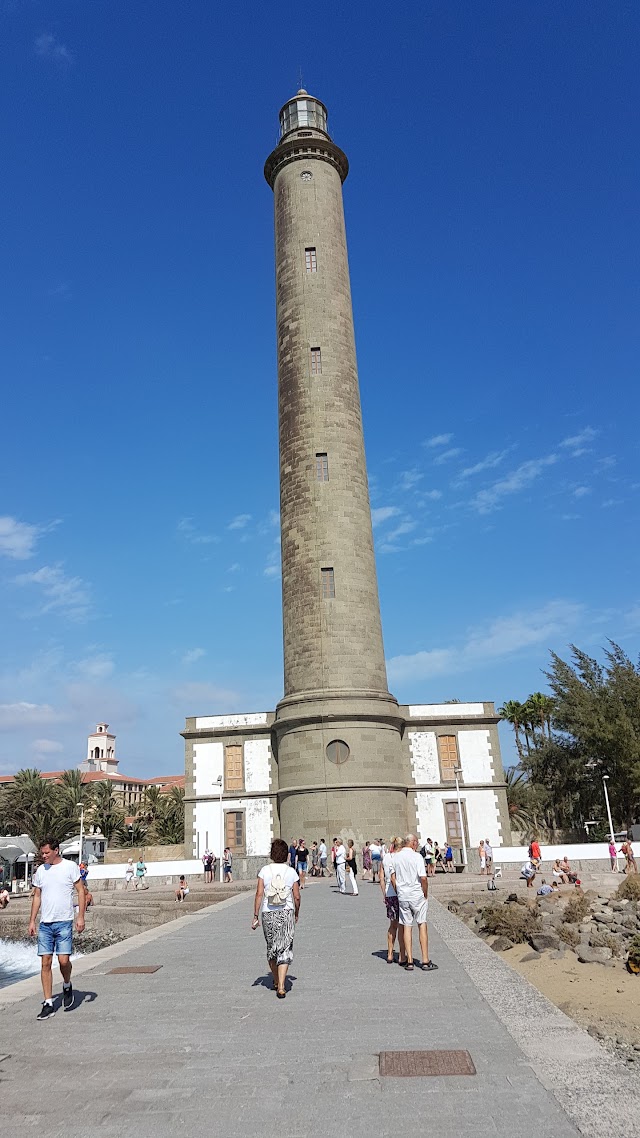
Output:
[107, 966, 163, 975]
[379, 1050, 476, 1077]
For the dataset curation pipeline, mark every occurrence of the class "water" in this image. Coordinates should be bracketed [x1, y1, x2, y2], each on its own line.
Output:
[0, 938, 40, 989]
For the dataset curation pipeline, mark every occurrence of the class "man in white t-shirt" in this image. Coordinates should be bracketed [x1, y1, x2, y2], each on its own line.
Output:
[390, 834, 438, 972]
[318, 840, 328, 876]
[369, 840, 382, 882]
[334, 839, 347, 893]
[29, 836, 86, 1020]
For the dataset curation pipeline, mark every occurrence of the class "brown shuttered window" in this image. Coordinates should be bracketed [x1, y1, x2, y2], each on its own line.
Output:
[437, 735, 459, 782]
[321, 567, 335, 598]
[224, 744, 244, 792]
[444, 800, 468, 849]
[310, 347, 322, 375]
[225, 810, 245, 854]
[305, 247, 317, 273]
[315, 453, 329, 481]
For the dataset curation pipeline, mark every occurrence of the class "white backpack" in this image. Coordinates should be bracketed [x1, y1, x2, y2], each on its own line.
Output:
[266, 867, 291, 908]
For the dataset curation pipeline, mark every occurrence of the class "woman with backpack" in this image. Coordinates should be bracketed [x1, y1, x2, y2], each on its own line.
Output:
[252, 838, 301, 999]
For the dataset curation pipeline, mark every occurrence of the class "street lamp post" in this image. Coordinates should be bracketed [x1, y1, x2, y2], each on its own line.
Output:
[217, 774, 224, 882]
[78, 802, 85, 866]
[454, 767, 468, 870]
[602, 775, 617, 872]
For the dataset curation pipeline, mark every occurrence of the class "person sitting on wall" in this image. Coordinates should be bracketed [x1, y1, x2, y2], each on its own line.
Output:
[552, 859, 569, 885]
[559, 856, 578, 883]
[0, 888, 10, 909]
[175, 875, 190, 902]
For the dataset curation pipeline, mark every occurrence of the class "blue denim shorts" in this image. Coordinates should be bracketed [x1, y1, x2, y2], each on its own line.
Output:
[38, 920, 73, 957]
[297, 861, 307, 872]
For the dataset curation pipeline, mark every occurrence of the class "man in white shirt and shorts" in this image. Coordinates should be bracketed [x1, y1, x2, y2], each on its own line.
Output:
[28, 836, 86, 1019]
[390, 834, 438, 972]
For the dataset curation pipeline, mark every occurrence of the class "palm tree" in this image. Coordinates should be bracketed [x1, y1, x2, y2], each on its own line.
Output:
[5, 768, 76, 847]
[91, 781, 126, 845]
[504, 767, 535, 833]
[497, 700, 526, 761]
[148, 787, 185, 845]
[527, 691, 555, 740]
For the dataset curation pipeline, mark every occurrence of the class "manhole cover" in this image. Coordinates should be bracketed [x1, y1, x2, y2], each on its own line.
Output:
[379, 1050, 476, 1077]
[107, 966, 163, 975]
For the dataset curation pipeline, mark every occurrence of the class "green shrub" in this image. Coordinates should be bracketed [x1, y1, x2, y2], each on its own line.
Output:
[558, 924, 580, 947]
[562, 890, 591, 924]
[481, 903, 540, 943]
[615, 876, 640, 903]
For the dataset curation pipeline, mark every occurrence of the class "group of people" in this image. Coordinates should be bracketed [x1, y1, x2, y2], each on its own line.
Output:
[252, 832, 439, 997]
[123, 857, 148, 889]
[201, 848, 234, 883]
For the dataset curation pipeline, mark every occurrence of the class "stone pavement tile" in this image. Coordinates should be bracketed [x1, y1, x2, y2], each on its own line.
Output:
[0, 880, 596, 1138]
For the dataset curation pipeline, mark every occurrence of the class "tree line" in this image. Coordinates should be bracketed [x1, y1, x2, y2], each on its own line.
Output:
[499, 641, 640, 839]
[0, 768, 185, 850]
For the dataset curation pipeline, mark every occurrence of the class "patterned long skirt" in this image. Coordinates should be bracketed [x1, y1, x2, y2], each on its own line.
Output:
[261, 909, 295, 965]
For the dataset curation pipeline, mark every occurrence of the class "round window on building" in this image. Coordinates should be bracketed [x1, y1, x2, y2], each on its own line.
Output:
[300, 170, 313, 181]
[326, 739, 350, 765]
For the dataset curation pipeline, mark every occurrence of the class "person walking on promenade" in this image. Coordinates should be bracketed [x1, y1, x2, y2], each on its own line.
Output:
[380, 837, 406, 965]
[390, 834, 437, 973]
[478, 840, 486, 875]
[620, 839, 638, 874]
[608, 840, 619, 872]
[318, 838, 328, 877]
[334, 838, 347, 893]
[252, 838, 300, 999]
[28, 837, 86, 1019]
[135, 856, 147, 890]
[295, 839, 309, 888]
[310, 841, 319, 877]
[124, 858, 135, 889]
[346, 840, 359, 895]
[362, 841, 372, 881]
[484, 839, 493, 874]
[289, 839, 298, 870]
[369, 839, 382, 882]
[529, 837, 541, 870]
[423, 838, 436, 878]
[203, 849, 214, 884]
[223, 848, 233, 883]
[444, 843, 455, 872]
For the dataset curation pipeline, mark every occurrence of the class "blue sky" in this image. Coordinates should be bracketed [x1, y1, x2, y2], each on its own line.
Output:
[1, 1, 638, 777]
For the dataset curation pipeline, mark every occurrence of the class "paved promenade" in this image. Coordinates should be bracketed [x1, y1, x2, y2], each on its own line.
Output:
[1, 878, 638, 1138]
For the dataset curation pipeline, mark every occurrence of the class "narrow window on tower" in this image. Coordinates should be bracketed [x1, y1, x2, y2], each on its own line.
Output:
[305, 247, 317, 273]
[315, 453, 329, 482]
[321, 567, 335, 599]
[310, 347, 322, 375]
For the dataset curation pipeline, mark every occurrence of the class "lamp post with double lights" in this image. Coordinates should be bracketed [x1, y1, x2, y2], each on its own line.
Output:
[217, 774, 224, 882]
[454, 767, 468, 869]
[602, 775, 617, 871]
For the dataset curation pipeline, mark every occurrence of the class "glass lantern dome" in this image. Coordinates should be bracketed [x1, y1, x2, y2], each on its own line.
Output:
[279, 90, 328, 138]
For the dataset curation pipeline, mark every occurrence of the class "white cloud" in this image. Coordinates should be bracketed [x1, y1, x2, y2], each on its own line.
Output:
[387, 600, 584, 684]
[386, 521, 417, 542]
[573, 486, 591, 498]
[433, 448, 463, 466]
[264, 541, 281, 578]
[456, 450, 509, 481]
[0, 516, 40, 560]
[181, 648, 206, 666]
[35, 33, 72, 64]
[421, 490, 442, 501]
[14, 563, 93, 621]
[560, 427, 598, 455]
[424, 434, 453, 448]
[470, 455, 558, 513]
[228, 514, 252, 530]
[72, 653, 114, 680]
[371, 506, 401, 527]
[31, 738, 64, 755]
[176, 517, 219, 545]
[399, 469, 423, 490]
[227, 563, 241, 573]
[0, 702, 67, 731]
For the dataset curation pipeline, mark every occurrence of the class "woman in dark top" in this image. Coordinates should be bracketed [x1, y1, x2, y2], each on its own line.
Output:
[346, 839, 359, 896]
[295, 840, 309, 889]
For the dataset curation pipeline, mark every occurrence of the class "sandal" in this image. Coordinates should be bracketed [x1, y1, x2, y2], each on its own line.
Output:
[276, 989, 286, 999]
[386, 956, 395, 964]
[405, 963, 414, 971]
[419, 960, 438, 971]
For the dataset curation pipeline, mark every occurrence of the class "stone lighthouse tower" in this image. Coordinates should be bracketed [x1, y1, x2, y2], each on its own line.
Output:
[264, 91, 414, 843]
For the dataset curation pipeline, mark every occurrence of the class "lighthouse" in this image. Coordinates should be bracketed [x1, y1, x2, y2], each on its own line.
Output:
[264, 91, 413, 842]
